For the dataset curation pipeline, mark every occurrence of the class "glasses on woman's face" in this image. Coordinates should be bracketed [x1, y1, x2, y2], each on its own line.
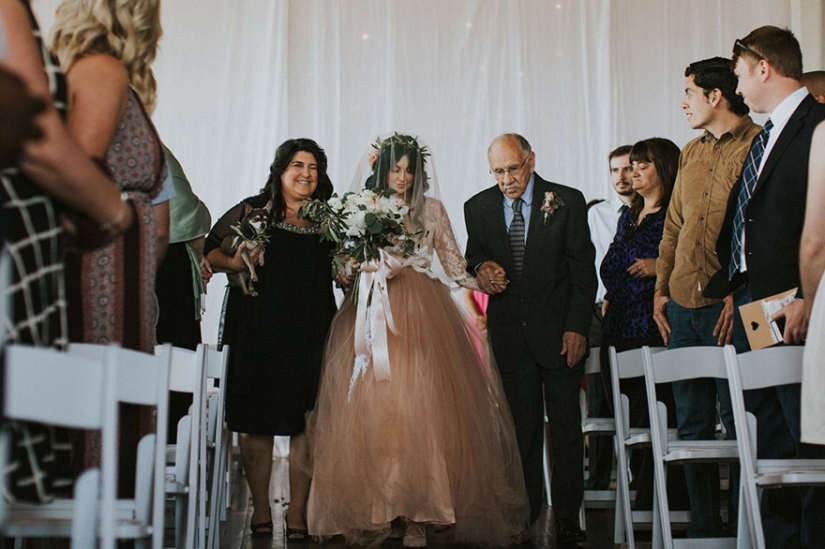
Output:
[733, 39, 765, 62]
[491, 154, 530, 181]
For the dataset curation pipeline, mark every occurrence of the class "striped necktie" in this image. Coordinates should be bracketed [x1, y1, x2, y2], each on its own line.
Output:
[509, 197, 525, 278]
[729, 118, 773, 278]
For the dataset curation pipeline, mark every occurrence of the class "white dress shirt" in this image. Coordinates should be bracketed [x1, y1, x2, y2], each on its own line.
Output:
[588, 196, 627, 302]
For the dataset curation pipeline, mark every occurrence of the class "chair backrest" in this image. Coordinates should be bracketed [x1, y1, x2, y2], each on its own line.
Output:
[161, 344, 205, 549]
[729, 345, 805, 391]
[644, 345, 729, 385]
[2, 343, 117, 547]
[4, 345, 111, 429]
[642, 345, 728, 449]
[67, 342, 171, 549]
[608, 346, 665, 437]
[202, 344, 229, 549]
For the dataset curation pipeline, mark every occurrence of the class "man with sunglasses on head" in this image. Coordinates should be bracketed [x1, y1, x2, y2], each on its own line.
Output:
[464, 133, 596, 545]
[704, 26, 825, 549]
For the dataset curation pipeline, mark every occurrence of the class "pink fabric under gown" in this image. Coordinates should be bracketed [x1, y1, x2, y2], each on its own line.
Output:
[304, 198, 529, 547]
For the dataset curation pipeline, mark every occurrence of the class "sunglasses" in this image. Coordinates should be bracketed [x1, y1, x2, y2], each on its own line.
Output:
[734, 39, 765, 62]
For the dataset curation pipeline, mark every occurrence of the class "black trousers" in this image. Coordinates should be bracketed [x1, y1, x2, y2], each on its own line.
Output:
[498, 347, 584, 523]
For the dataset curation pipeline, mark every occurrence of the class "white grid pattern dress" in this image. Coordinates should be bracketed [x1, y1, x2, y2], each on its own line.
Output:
[0, 0, 73, 504]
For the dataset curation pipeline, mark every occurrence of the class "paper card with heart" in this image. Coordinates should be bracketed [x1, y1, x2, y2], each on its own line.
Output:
[738, 287, 798, 350]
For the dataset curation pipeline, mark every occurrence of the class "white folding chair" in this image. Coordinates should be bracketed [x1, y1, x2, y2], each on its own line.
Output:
[609, 345, 679, 549]
[1, 343, 117, 549]
[580, 348, 616, 528]
[69, 342, 172, 549]
[642, 345, 739, 549]
[162, 344, 206, 549]
[723, 345, 825, 549]
[202, 344, 229, 549]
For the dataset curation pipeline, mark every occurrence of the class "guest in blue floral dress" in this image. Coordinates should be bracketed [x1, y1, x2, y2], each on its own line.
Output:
[599, 137, 688, 511]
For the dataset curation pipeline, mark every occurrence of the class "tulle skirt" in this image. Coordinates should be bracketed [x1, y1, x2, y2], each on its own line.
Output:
[304, 267, 529, 547]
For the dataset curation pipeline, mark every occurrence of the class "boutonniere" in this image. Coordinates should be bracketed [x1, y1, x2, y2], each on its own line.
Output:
[540, 191, 564, 224]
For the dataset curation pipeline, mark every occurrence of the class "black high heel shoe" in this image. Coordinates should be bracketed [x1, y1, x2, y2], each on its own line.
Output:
[284, 511, 308, 543]
[250, 518, 273, 537]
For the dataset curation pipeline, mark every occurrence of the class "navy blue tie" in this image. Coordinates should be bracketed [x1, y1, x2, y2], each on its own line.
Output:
[509, 198, 525, 278]
[729, 119, 773, 278]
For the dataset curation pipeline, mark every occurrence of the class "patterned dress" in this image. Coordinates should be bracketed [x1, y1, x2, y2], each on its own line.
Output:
[62, 83, 166, 498]
[0, 0, 71, 504]
[65, 90, 166, 352]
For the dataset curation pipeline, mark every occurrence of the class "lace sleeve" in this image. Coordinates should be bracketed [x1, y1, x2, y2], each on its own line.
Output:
[428, 199, 479, 290]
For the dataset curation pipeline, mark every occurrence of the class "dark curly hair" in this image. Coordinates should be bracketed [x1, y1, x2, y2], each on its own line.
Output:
[261, 138, 333, 222]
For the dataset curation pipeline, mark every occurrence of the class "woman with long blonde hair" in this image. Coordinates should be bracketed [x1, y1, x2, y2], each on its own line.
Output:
[50, 0, 168, 495]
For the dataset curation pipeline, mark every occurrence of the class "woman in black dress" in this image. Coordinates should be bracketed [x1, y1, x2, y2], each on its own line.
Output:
[205, 138, 337, 540]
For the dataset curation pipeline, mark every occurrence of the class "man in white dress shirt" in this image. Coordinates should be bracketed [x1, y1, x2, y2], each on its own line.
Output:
[584, 145, 635, 489]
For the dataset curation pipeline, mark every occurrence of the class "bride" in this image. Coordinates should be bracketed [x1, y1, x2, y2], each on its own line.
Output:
[303, 134, 529, 548]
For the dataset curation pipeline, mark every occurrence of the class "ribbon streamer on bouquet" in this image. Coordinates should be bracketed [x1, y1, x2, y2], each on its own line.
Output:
[349, 249, 404, 400]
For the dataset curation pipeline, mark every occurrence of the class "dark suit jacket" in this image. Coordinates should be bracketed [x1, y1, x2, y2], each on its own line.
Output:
[706, 94, 825, 301]
[464, 175, 596, 372]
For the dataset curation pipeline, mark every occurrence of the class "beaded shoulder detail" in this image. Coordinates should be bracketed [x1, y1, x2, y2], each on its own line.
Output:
[274, 221, 321, 235]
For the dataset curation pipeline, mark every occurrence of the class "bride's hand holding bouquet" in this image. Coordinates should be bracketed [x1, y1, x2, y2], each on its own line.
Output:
[297, 187, 418, 300]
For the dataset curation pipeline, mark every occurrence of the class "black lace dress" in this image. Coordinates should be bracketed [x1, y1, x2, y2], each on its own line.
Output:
[205, 194, 337, 435]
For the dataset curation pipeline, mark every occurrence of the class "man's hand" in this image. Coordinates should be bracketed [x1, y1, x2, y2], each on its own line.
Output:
[476, 260, 509, 294]
[0, 68, 46, 169]
[653, 290, 671, 345]
[561, 331, 586, 367]
[772, 298, 808, 344]
[713, 294, 735, 346]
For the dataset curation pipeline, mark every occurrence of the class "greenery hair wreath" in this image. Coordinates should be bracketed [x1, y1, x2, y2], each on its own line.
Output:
[370, 132, 431, 167]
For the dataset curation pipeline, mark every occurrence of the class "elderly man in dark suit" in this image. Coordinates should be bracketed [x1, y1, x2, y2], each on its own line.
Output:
[704, 26, 825, 548]
[464, 133, 596, 545]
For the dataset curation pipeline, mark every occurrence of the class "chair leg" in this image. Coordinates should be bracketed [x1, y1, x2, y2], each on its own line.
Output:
[616, 447, 636, 548]
[543, 427, 553, 507]
[652, 459, 673, 549]
[652, 486, 663, 549]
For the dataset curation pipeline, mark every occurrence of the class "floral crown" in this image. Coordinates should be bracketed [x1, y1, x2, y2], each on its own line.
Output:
[370, 133, 430, 167]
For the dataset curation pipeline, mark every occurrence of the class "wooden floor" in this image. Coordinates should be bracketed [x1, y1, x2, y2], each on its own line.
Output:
[216, 440, 621, 549]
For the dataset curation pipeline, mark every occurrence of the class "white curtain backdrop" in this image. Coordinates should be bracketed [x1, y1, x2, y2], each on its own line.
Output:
[31, 0, 822, 344]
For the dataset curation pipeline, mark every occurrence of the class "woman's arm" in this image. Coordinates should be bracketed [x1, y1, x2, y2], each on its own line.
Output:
[431, 199, 479, 290]
[64, 54, 129, 158]
[1, 0, 132, 232]
[801, 122, 825, 318]
[205, 244, 258, 274]
[203, 202, 260, 274]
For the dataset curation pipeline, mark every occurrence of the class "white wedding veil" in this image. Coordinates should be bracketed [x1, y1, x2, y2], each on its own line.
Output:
[347, 132, 470, 293]
[348, 132, 441, 234]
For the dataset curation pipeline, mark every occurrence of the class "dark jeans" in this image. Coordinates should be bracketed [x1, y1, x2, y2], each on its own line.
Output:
[732, 284, 825, 549]
[666, 299, 738, 537]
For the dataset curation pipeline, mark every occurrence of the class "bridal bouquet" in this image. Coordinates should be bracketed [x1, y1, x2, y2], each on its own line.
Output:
[298, 188, 418, 284]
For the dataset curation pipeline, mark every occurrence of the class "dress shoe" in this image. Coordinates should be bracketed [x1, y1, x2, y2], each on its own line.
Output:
[554, 518, 586, 545]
